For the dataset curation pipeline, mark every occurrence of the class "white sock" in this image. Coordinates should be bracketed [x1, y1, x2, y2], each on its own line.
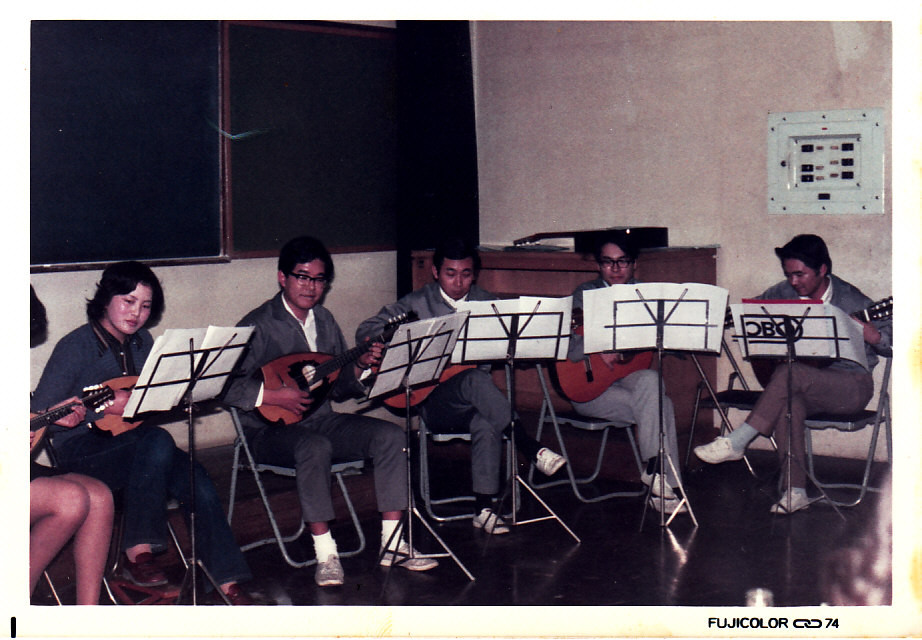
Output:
[381, 519, 401, 550]
[728, 422, 759, 452]
[312, 531, 338, 563]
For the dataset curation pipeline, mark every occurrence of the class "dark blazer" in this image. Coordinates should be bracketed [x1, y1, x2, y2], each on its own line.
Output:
[223, 293, 365, 423]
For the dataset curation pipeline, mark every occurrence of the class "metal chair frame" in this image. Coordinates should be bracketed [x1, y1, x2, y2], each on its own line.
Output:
[417, 416, 515, 522]
[226, 407, 366, 568]
[527, 363, 645, 503]
[804, 356, 892, 507]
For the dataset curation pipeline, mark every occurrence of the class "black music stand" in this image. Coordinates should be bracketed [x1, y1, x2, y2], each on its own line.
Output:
[731, 300, 864, 519]
[583, 282, 728, 528]
[454, 296, 580, 542]
[123, 326, 253, 604]
[368, 312, 475, 581]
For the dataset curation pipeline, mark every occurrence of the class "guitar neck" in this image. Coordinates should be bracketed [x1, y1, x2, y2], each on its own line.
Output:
[30, 403, 76, 431]
[313, 342, 370, 379]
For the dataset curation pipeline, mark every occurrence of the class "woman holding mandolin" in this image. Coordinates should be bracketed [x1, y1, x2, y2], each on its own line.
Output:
[30, 262, 253, 604]
[694, 234, 892, 513]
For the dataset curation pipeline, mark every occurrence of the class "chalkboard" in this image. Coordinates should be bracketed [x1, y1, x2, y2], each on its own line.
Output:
[30, 21, 222, 267]
[225, 22, 398, 256]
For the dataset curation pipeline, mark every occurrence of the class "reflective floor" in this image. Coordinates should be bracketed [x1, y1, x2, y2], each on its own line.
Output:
[34, 428, 890, 608]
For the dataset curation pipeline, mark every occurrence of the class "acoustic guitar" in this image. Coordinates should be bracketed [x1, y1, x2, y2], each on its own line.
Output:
[31, 384, 115, 454]
[258, 313, 414, 425]
[381, 363, 475, 410]
[746, 296, 892, 387]
[552, 307, 654, 403]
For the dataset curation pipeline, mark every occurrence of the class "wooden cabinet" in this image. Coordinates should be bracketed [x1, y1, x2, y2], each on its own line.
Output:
[411, 246, 721, 440]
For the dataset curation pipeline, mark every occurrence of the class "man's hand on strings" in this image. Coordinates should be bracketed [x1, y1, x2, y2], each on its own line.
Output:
[357, 339, 385, 373]
[854, 317, 883, 345]
[264, 385, 313, 418]
[52, 396, 86, 427]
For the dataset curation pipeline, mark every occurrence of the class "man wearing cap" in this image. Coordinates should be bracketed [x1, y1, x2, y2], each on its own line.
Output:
[693, 234, 892, 513]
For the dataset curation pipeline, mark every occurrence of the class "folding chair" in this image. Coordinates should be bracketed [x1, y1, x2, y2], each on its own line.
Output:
[805, 357, 892, 507]
[226, 407, 366, 568]
[35, 441, 184, 605]
[685, 334, 763, 467]
[527, 363, 645, 503]
[417, 417, 491, 522]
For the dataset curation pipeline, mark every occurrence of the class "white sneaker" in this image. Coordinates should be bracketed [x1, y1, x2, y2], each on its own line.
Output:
[694, 437, 745, 464]
[315, 554, 344, 587]
[640, 470, 677, 499]
[379, 542, 439, 571]
[650, 496, 687, 514]
[535, 447, 566, 476]
[472, 507, 511, 535]
[770, 490, 812, 514]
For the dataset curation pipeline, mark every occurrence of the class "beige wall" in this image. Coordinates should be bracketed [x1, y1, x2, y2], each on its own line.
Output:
[470, 21, 894, 459]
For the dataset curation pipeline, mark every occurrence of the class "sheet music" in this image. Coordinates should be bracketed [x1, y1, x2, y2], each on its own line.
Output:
[123, 325, 254, 418]
[730, 300, 868, 369]
[368, 312, 469, 399]
[452, 296, 572, 362]
[583, 282, 728, 354]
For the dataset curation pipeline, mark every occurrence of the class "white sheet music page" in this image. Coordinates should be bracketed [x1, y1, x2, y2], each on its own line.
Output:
[583, 283, 728, 354]
[730, 300, 868, 369]
[123, 326, 254, 418]
[369, 312, 469, 399]
[452, 296, 572, 362]
[191, 325, 255, 402]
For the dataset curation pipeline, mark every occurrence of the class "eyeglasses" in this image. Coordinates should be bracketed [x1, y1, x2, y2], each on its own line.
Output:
[288, 272, 328, 286]
[598, 258, 635, 270]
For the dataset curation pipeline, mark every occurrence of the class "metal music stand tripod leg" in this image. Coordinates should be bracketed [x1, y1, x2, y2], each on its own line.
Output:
[639, 300, 698, 529]
[126, 329, 252, 605]
[776, 318, 844, 520]
[688, 341, 760, 477]
[494, 314, 580, 543]
[377, 327, 475, 581]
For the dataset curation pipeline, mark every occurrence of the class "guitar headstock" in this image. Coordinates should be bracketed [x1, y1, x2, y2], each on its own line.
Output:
[381, 311, 418, 341]
[81, 383, 116, 413]
[860, 296, 892, 323]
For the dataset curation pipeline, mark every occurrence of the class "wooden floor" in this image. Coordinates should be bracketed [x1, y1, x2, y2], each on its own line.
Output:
[34, 420, 890, 609]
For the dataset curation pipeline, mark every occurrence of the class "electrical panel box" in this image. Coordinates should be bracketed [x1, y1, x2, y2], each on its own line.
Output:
[767, 108, 885, 214]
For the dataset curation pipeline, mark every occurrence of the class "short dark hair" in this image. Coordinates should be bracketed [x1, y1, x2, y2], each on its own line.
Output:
[278, 236, 335, 283]
[30, 285, 48, 348]
[593, 230, 640, 262]
[433, 236, 481, 273]
[86, 261, 165, 327]
[774, 234, 832, 274]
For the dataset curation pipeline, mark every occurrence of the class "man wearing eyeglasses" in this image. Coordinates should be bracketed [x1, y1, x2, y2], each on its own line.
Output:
[223, 236, 438, 588]
[566, 230, 685, 514]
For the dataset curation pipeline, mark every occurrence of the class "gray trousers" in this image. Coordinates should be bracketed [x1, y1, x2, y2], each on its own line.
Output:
[747, 363, 873, 489]
[248, 411, 407, 523]
[571, 368, 681, 485]
[420, 369, 511, 495]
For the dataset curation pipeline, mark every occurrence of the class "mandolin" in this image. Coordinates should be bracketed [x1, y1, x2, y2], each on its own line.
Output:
[257, 313, 414, 425]
[31, 384, 115, 453]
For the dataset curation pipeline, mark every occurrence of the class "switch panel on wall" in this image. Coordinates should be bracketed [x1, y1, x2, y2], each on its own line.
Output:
[767, 108, 884, 214]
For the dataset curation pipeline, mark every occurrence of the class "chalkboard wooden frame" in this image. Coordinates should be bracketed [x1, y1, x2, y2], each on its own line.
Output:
[222, 20, 399, 259]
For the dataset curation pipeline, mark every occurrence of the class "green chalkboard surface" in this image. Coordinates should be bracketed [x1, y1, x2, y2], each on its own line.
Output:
[30, 21, 221, 267]
[225, 22, 398, 256]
